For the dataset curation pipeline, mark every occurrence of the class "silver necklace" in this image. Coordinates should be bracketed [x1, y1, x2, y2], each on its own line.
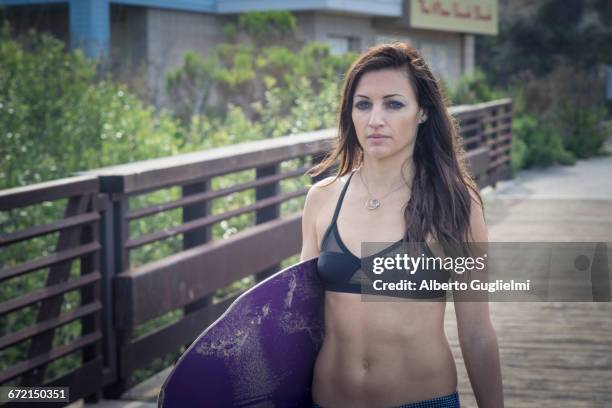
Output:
[358, 167, 409, 210]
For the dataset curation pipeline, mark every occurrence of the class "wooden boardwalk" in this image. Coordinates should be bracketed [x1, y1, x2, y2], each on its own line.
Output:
[81, 156, 612, 407]
[446, 193, 612, 407]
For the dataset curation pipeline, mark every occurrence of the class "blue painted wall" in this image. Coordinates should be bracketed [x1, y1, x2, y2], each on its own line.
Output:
[2, 0, 400, 15]
[216, 0, 402, 16]
[69, 0, 109, 58]
[1, 0, 67, 5]
[2, 0, 402, 57]
[110, 0, 216, 13]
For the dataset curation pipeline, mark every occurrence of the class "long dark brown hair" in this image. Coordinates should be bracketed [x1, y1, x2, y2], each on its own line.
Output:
[308, 42, 483, 249]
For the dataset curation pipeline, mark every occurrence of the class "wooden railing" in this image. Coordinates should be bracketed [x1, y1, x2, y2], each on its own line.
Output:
[0, 98, 512, 404]
[0, 176, 105, 403]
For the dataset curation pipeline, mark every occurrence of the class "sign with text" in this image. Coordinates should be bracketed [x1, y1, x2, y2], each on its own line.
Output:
[410, 0, 498, 35]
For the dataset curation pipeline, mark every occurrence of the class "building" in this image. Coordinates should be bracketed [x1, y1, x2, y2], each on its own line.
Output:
[2, 0, 498, 101]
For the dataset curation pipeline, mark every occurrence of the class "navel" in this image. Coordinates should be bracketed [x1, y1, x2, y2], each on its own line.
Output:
[362, 358, 370, 371]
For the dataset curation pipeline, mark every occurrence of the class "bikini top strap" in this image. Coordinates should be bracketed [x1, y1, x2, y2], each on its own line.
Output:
[330, 171, 355, 226]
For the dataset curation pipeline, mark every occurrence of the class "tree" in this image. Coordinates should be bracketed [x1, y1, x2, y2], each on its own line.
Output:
[0, 23, 180, 189]
[165, 11, 355, 127]
[477, 0, 612, 86]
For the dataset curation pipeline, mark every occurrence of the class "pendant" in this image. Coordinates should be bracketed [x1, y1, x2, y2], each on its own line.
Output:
[365, 198, 380, 210]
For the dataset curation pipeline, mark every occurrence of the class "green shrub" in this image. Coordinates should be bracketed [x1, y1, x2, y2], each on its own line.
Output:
[166, 27, 355, 127]
[448, 69, 504, 105]
[166, 51, 218, 125]
[238, 10, 297, 47]
[556, 105, 608, 158]
[510, 135, 528, 175]
[0, 23, 182, 383]
[0, 23, 181, 190]
[447, 68, 607, 171]
[512, 114, 575, 168]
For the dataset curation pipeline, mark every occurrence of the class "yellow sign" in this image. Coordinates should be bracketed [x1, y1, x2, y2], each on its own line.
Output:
[410, 0, 498, 35]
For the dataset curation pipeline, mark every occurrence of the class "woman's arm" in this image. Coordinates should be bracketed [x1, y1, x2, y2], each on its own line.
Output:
[454, 190, 504, 407]
[300, 183, 324, 262]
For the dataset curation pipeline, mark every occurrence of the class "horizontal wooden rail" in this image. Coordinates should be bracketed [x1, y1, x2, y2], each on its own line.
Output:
[120, 294, 238, 375]
[0, 272, 101, 315]
[125, 188, 308, 250]
[45, 358, 106, 400]
[83, 129, 335, 195]
[480, 112, 512, 126]
[465, 147, 491, 184]
[0, 212, 100, 247]
[115, 214, 302, 328]
[0, 332, 102, 384]
[0, 242, 100, 282]
[0, 175, 98, 211]
[490, 155, 512, 168]
[462, 134, 483, 146]
[459, 122, 482, 134]
[126, 165, 311, 221]
[0, 301, 102, 350]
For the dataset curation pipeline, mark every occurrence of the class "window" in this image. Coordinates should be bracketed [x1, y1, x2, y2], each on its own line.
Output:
[327, 34, 359, 55]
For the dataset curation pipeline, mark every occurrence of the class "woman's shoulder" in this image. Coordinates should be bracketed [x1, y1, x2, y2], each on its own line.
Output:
[302, 176, 340, 236]
[304, 174, 346, 210]
[313, 175, 342, 190]
[310, 174, 345, 196]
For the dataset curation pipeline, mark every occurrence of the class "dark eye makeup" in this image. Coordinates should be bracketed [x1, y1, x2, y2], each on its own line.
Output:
[354, 100, 405, 110]
[387, 101, 404, 109]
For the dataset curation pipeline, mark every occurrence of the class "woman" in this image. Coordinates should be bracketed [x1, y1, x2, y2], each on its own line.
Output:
[300, 43, 503, 407]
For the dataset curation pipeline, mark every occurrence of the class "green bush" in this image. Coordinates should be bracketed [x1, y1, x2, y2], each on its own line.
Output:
[447, 69, 608, 171]
[448, 69, 504, 105]
[510, 135, 528, 175]
[556, 104, 608, 158]
[166, 51, 218, 125]
[238, 10, 297, 47]
[512, 114, 575, 168]
[0, 24, 181, 384]
[476, 0, 612, 86]
[472, 0, 612, 167]
[166, 28, 355, 127]
[0, 23, 181, 190]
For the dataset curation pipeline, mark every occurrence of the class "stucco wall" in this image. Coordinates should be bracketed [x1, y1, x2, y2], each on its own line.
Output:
[374, 28, 467, 85]
[113, 6, 474, 105]
[295, 11, 472, 85]
[144, 7, 230, 105]
[314, 12, 375, 50]
[111, 6, 147, 69]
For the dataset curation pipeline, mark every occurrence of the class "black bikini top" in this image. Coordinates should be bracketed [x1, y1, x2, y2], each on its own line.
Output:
[316, 171, 450, 299]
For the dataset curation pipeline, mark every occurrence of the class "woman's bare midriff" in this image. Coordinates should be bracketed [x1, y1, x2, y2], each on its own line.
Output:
[312, 291, 457, 408]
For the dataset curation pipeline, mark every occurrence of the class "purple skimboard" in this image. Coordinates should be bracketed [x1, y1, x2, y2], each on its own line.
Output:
[159, 258, 324, 407]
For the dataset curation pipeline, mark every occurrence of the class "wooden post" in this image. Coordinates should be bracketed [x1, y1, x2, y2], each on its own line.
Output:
[182, 180, 213, 314]
[103, 196, 131, 398]
[255, 164, 280, 282]
[98, 193, 118, 388]
[81, 193, 103, 403]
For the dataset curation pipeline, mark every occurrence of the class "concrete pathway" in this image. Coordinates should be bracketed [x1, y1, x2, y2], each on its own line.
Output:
[482, 154, 612, 200]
